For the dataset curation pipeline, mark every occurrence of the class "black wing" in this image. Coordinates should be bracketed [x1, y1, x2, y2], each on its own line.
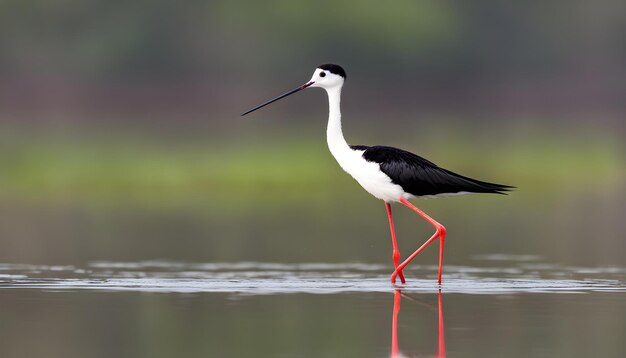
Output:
[351, 145, 513, 196]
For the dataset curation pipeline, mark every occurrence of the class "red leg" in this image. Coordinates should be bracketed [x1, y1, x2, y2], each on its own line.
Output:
[386, 203, 406, 284]
[391, 197, 446, 284]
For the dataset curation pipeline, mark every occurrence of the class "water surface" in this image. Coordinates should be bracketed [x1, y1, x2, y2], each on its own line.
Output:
[1, 258, 624, 357]
[1, 259, 624, 295]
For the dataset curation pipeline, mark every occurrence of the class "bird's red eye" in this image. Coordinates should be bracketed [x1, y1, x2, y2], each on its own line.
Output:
[319, 72, 326, 77]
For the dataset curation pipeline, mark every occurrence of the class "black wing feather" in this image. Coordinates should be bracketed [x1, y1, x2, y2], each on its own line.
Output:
[351, 145, 513, 196]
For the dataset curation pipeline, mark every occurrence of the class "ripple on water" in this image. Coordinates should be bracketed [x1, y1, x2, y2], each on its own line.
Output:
[0, 261, 624, 295]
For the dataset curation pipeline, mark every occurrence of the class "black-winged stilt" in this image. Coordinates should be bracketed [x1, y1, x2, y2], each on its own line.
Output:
[242, 64, 512, 284]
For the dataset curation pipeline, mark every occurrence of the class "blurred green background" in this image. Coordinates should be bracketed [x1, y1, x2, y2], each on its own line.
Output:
[0, 0, 624, 267]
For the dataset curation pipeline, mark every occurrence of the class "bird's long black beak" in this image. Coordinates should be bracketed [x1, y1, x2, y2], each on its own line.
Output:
[241, 81, 315, 116]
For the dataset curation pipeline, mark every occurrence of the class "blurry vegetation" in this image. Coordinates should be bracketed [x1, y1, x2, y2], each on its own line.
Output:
[0, 122, 622, 211]
[0, 1, 624, 266]
[0, 0, 624, 212]
[1, 0, 624, 86]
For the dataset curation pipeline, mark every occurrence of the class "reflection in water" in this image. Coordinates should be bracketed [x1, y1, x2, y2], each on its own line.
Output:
[391, 289, 446, 358]
[391, 289, 401, 357]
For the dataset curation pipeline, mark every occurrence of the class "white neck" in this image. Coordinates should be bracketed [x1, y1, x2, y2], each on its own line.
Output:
[320, 80, 405, 203]
[325, 86, 349, 156]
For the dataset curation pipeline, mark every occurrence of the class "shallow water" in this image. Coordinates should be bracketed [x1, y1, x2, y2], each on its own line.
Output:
[1, 258, 625, 357]
[1, 259, 625, 295]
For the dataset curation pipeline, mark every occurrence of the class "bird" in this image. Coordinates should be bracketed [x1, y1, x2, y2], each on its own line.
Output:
[242, 64, 512, 284]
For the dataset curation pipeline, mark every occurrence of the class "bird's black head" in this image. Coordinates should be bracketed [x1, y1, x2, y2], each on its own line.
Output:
[318, 64, 347, 80]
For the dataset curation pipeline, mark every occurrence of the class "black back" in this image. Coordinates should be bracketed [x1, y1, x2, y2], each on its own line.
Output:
[351, 145, 513, 196]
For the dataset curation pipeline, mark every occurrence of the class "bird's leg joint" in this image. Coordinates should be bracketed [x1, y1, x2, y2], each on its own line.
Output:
[392, 250, 401, 264]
